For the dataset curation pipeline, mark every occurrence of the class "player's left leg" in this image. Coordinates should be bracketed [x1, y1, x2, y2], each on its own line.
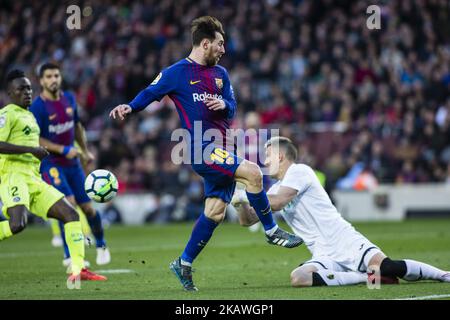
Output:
[78, 201, 110, 265]
[32, 176, 107, 282]
[46, 198, 85, 277]
[46, 198, 107, 282]
[0, 173, 30, 241]
[291, 258, 367, 287]
[65, 163, 110, 265]
[57, 196, 91, 269]
[170, 196, 226, 291]
[368, 252, 450, 283]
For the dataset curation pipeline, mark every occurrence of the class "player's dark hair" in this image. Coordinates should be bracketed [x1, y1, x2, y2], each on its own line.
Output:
[5, 69, 26, 87]
[191, 16, 225, 46]
[265, 136, 298, 161]
[39, 62, 60, 78]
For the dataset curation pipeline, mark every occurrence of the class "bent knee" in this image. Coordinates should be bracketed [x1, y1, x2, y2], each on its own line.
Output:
[243, 163, 263, 187]
[205, 209, 225, 224]
[204, 200, 227, 223]
[10, 221, 27, 234]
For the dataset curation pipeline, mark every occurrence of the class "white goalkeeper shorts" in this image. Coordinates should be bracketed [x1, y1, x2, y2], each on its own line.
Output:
[300, 234, 383, 273]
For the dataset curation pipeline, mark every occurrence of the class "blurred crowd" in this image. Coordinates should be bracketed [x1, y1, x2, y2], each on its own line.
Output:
[1, 0, 450, 221]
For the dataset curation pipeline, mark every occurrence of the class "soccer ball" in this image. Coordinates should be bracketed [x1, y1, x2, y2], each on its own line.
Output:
[84, 169, 118, 203]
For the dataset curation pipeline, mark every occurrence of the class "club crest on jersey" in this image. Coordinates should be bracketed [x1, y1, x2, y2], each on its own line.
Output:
[215, 78, 223, 89]
[22, 126, 31, 135]
[66, 107, 73, 116]
[0, 115, 5, 128]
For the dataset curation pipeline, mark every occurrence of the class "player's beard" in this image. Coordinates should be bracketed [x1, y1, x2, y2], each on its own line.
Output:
[46, 83, 60, 96]
[205, 50, 220, 67]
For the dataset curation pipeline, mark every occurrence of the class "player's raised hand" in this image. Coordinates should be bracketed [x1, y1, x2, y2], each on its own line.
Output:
[110, 104, 132, 120]
[204, 97, 226, 111]
[31, 146, 49, 160]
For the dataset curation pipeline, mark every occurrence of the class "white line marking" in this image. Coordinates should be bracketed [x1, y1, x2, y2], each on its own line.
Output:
[94, 269, 135, 274]
[394, 294, 450, 300]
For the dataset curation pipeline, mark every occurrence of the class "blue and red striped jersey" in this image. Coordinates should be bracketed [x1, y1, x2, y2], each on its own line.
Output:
[30, 91, 79, 166]
[129, 57, 237, 151]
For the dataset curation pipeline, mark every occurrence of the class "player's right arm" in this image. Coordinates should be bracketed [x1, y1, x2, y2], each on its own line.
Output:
[29, 98, 78, 159]
[233, 202, 259, 227]
[39, 137, 79, 159]
[0, 142, 49, 160]
[110, 68, 177, 121]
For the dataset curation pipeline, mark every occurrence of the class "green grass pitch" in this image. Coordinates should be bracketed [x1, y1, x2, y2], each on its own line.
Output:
[1, 218, 449, 300]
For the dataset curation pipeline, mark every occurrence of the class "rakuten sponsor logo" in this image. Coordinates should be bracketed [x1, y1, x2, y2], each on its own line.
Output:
[192, 92, 223, 102]
[49, 120, 74, 135]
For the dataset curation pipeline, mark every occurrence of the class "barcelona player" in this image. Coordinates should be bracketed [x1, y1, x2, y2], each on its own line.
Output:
[0, 69, 105, 284]
[110, 16, 303, 291]
[30, 63, 111, 270]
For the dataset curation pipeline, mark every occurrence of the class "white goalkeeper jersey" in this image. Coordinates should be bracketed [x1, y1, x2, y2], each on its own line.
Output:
[267, 163, 367, 259]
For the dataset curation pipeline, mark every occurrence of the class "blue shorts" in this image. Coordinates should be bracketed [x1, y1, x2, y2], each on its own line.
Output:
[191, 145, 243, 203]
[40, 161, 91, 204]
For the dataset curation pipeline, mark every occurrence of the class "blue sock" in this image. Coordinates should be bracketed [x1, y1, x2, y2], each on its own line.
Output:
[181, 213, 218, 264]
[87, 211, 106, 248]
[246, 190, 277, 231]
[59, 221, 70, 259]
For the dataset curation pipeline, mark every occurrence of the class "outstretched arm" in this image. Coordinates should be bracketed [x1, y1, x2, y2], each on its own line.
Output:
[234, 202, 260, 227]
[39, 137, 79, 159]
[110, 68, 177, 121]
[0, 141, 49, 160]
[267, 186, 298, 211]
[231, 186, 298, 225]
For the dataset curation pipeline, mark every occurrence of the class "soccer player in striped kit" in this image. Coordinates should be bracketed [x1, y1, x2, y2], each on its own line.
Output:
[110, 16, 303, 291]
[30, 63, 110, 278]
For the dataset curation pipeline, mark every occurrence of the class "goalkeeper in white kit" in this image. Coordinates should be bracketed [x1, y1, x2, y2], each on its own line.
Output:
[232, 136, 450, 287]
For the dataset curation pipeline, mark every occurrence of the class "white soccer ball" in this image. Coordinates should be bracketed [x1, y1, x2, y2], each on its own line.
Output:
[84, 169, 119, 203]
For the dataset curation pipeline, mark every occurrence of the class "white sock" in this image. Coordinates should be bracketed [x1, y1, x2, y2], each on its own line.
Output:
[315, 270, 367, 286]
[180, 259, 192, 267]
[265, 225, 278, 236]
[403, 259, 447, 281]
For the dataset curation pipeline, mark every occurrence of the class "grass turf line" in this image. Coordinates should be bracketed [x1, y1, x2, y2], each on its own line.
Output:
[0, 219, 449, 300]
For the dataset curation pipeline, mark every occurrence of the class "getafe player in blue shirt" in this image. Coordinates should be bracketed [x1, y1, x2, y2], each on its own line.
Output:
[30, 63, 110, 277]
[110, 16, 303, 291]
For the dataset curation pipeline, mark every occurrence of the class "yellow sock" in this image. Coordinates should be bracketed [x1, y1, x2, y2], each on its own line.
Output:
[76, 206, 92, 236]
[49, 218, 61, 236]
[64, 221, 85, 275]
[0, 221, 13, 241]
